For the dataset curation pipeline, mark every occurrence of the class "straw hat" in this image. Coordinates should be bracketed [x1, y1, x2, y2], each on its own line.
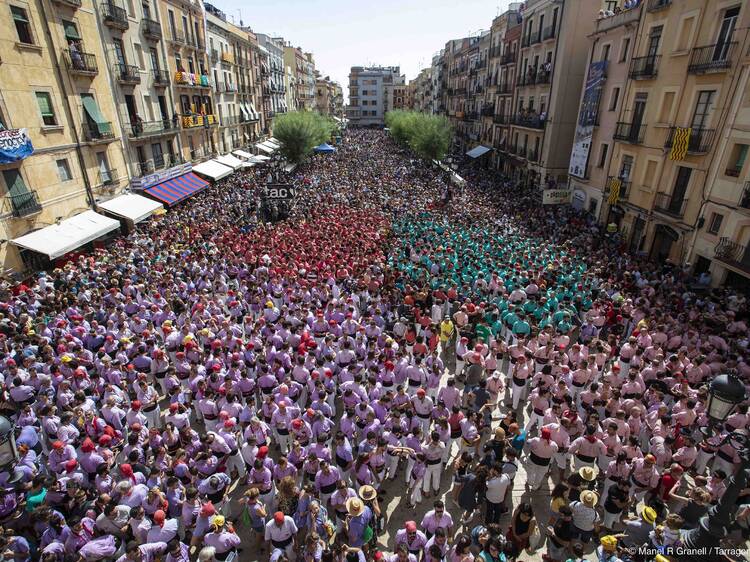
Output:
[636, 502, 657, 524]
[359, 485, 377, 501]
[578, 466, 598, 482]
[580, 490, 599, 507]
[346, 497, 365, 517]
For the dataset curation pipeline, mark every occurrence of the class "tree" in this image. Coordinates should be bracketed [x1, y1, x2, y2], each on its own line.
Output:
[385, 110, 452, 161]
[272, 111, 335, 164]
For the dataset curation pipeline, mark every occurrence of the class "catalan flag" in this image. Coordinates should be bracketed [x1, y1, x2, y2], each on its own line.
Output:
[608, 178, 621, 204]
[669, 127, 691, 161]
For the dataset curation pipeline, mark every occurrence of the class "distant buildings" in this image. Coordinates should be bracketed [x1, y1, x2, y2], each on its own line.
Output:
[346, 66, 406, 127]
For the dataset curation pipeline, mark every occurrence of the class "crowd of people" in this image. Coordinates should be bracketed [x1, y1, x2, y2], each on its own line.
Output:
[0, 129, 747, 562]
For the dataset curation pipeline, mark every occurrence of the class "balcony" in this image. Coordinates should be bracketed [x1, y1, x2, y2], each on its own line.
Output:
[82, 122, 115, 143]
[654, 192, 687, 218]
[101, 2, 128, 30]
[126, 118, 177, 139]
[221, 51, 234, 64]
[512, 113, 546, 130]
[501, 51, 516, 65]
[222, 115, 240, 127]
[225, 83, 237, 93]
[481, 105, 495, 117]
[134, 155, 183, 177]
[498, 82, 513, 94]
[664, 126, 715, 154]
[52, 0, 82, 7]
[594, 5, 641, 34]
[606, 176, 631, 201]
[215, 81, 225, 93]
[531, 30, 542, 45]
[180, 114, 219, 128]
[174, 72, 210, 88]
[98, 167, 119, 187]
[543, 25, 556, 41]
[63, 49, 98, 76]
[185, 36, 204, 51]
[9, 190, 42, 218]
[613, 121, 646, 144]
[168, 30, 186, 45]
[647, 0, 671, 10]
[210, 49, 219, 62]
[142, 18, 162, 40]
[153, 69, 170, 87]
[115, 63, 140, 84]
[463, 112, 478, 121]
[629, 55, 660, 79]
[688, 42, 737, 74]
[527, 149, 539, 162]
[521, 35, 531, 48]
[536, 69, 551, 84]
[493, 114, 509, 125]
[739, 182, 750, 210]
[714, 237, 750, 273]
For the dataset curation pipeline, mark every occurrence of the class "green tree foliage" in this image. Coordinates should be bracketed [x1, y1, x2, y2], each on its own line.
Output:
[273, 111, 335, 164]
[385, 110, 452, 161]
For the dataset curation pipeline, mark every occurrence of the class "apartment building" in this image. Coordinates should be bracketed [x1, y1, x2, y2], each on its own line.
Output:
[302, 53, 316, 110]
[346, 66, 405, 127]
[505, 0, 599, 188]
[485, 6, 521, 171]
[332, 83, 344, 119]
[258, 34, 288, 129]
[431, 51, 444, 115]
[0, 0, 129, 272]
[315, 75, 341, 116]
[283, 44, 308, 111]
[410, 68, 433, 113]
[284, 63, 298, 112]
[593, 0, 747, 267]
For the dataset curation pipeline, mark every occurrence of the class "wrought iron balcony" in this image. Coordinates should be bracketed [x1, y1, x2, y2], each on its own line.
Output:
[512, 113, 546, 129]
[613, 121, 646, 144]
[9, 190, 42, 218]
[493, 114, 509, 124]
[142, 18, 162, 40]
[98, 167, 119, 187]
[498, 82, 513, 94]
[654, 191, 687, 218]
[739, 182, 750, 210]
[180, 114, 219, 128]
[64, 49, 98, 76]
[664, 126, 715, 154]
[153, 69, 170, 86]
[127, 118, 178, 138]
[82, 122, 115, 142]
[168, 30, 186, 45]
[536, 69, 551, 84]
[115, 63, 140, 84]
[531, 30, 543, 45]
[527, 148, 539, 162]
[521, 35, 531, 48]
[715, 237, 750, 273]
[501, 51, 516, 65]
[688, 42, 737, 74]
[101, 2, 128, 30]
[543, 25, 556, 41]
[647, 0, 671, 11]
[481, 105, 495, 117]
[629, 55, 660, 79]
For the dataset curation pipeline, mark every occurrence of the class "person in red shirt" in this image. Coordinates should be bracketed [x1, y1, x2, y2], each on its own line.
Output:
[654, 463, 683, 501]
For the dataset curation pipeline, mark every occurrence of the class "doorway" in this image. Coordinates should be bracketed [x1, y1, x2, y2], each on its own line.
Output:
[650, 224, 679, 263]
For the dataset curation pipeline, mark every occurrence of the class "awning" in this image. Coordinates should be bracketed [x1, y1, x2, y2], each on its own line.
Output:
[249, 154, 270, 163]
[255, 141, 276, 154]
[233, 149, 254, 160]
[145, 172, 209, 206]
[283, 162, 297, 173]
[215, 154, 244, 170]
[268, 137, 281, 146]
[248, 103, 260, 121]
[12, 210, 119, 259]
[466, 145, 491, 158]
[82, 96, 108, 127]
[63, 21, 80, 40]
[238, 105, 249, 121]
[98, 193, 163, 223]
[192, 159, 234, 181]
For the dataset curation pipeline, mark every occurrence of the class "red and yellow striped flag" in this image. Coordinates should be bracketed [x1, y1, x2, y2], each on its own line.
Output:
[608, 178, 621, 204]
[669, 127, 691, 161]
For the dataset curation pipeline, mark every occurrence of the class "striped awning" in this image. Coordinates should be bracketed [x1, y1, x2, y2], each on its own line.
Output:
[144, 172, 208, 207]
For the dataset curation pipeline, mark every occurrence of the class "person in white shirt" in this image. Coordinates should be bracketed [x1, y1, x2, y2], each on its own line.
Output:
[265, 511, 298, 558]
[484, 466, 511, 524]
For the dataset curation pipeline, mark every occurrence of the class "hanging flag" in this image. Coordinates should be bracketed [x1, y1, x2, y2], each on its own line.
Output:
[669, 127, 691, 161]
[608, 178, 621, 204]
[0, 129, 34, 164]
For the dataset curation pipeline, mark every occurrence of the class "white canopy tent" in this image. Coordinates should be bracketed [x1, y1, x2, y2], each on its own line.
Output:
[233, 149, 255, 160]
[266, 138, 281, 147]
[249, 155, 271, 163]
[12, 210, 120, 259]
[192, 159, 234, 181]
[98, 193, 163, 223]
[255, 141, 276, 154]
[215, 154, 245, 170]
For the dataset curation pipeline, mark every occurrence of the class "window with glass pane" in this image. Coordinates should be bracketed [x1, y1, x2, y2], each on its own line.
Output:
[35, 92, 56, 126]
[11, 6, 33, 44]
[56, 159, 72, 181]
[707, 213, 723, 235]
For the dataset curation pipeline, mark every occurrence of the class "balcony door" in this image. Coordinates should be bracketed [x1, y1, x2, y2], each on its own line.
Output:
[97, 152, 111, 184]
[670, 166, 692, 212]
[630, 93, 647, 140]
[112, 38, 126, 67]
[149, 48, 160, 72]
[691, 90, 714, 130]
[714, 6, 739, 61]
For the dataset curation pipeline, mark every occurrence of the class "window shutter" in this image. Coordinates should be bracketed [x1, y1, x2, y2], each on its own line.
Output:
[35, 93, 53, 117]
[11, 6, 28, 23]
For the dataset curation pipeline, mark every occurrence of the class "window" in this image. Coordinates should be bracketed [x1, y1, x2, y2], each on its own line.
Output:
[56, 159, 72, 181]
[707, 212, 723, 235]
[641, 160, 657, 189]
[597, 143, 609, 168]
[726, 143, 749, 177]
[62, 19, 79, 43]
[608, 87, 620, 111]
[134, 43, 145, 70]
[658, 91, 675, 123]
[619, 37, 630, 62]
[676, 16, 696, 52]
[35, 92, 57, 126]
[601, 44, 611, 61]
[11, 5, 33, 44]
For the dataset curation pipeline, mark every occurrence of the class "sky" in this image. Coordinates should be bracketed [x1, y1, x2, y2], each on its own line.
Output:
[213, 0, 511, 102]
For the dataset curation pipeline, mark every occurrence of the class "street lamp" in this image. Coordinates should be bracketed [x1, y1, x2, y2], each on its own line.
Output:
[680, 374, 747, 562]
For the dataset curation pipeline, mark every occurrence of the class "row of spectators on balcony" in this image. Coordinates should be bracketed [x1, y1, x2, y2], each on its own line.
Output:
[597, 0, 641, 19]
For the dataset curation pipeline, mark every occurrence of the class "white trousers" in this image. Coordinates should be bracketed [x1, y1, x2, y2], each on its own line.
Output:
[423, 462, 442, 493]
[526, 461, 549, 490]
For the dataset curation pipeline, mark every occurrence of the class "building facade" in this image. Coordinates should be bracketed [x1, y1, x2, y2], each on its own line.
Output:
[257, 34, 288, 130]
[346, 66, 405, 127]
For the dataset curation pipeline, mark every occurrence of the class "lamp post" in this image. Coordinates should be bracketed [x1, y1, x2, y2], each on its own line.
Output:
[680, 374, 748, 562]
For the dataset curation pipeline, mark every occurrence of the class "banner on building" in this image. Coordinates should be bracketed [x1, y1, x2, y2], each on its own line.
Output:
[608, 178, 622, 204]
[131, 163, 193, 190]
[569, 61, 608, 179]
[669, 127, 691, 161]
[543, 189, 572, 205]
[0, 129, 34, 165]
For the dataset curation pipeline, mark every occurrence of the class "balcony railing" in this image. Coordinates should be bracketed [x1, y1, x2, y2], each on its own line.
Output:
[543, 25, 556, 41]
[654, 192, 687, 218]
[215, 81, 225, 93]
[153, 69, 170, 86]
[101, 2, 128, 30]
[127, 118, 178, 138]
[142, 18, 162, 40]
[98, 167, 118, 187]
[174, 72, 210, 88]
[115, 63, 141, 84]
[493, 114, 509, 124]
[463, 112, 478, 121]
[647, 0, 671, 11]
[210, 49, 219, 62]
[501, 51, 517, 65]
[53, 0, 82, 7]
[664, 126, 715, 154]
[629, 55, 660, 79]
[498, 82, 513, 94]
[688, 42, 737, 74]
[9, 190, 42, 218]
[536, 69, 551, 84]
[521, 35, 531, 48]
[168, 30, 186, 45]
[180, 114, 219, 128]
[606, 176, 631, 201]
[481, 105, 495, 117]
[715, 237, 750, 273]
[594, 5, 641, 34]
[527, 149, 539, 162]
[82, 122, 115, 142]
[613, 121, 646, 144]
[512, 113, 546, 129]
[64, 49, 98, 76]
[134, 155, 183, 177]
[222, 115, 241, 126]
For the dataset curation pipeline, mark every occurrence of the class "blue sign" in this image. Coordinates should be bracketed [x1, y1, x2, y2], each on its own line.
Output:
[0, 129, 34, 164]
